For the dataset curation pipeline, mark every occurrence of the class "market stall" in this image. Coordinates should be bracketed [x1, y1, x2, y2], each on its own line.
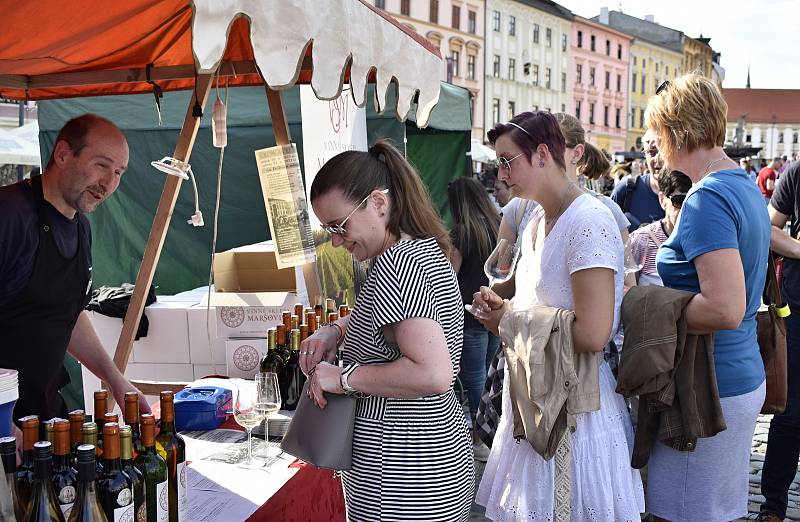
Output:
[0, 1, 442, 520]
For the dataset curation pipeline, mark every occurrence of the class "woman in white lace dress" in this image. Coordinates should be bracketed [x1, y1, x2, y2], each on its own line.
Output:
[472, 111, 644, 521]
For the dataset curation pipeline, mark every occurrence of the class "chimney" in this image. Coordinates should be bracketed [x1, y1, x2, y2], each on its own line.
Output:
[644, 14, 655, 23]
[599, 7, 609, 24]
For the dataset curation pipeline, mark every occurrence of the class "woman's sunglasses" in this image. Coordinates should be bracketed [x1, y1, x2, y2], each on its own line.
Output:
[668, 193, 686, 208]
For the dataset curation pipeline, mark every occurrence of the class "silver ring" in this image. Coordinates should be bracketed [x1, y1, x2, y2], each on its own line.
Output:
[309, 351, 315, 356]
[300, 350, 307, 355]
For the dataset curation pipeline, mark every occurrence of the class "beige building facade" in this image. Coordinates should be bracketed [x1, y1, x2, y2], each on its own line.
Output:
[374, 0, 485, 139]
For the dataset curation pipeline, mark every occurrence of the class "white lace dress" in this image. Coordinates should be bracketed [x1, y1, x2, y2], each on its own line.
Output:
[476, 194, 645, 521]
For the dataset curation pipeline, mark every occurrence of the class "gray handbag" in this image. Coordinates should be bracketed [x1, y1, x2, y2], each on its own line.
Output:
[280, 380, 356, 470]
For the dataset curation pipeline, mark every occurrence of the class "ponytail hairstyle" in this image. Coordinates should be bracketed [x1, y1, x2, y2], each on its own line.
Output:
[577, 142, 611, 180]
[310, 139, 451, 255]
[447, 177, 500, 262]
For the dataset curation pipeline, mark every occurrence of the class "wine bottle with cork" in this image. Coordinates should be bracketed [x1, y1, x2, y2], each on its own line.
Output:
[52, 419, 78, 519]
[123, 392, 143, 458]
[1, 435, 25, 520]
[155, 391, 187, 522]
[25, 441, 66, 522]
[93, 390, 108, 449]
[134, 413, 167, 522]
[67, 444, 106, 522]
[282, 329, 306, 411]
[68, 411, 85, 466]
[120, 425, 144, 522]
[81, 422, 103, 477]
[97, 423, 133, 522]
[260, 328, 284, 376]
[16, 414, 39, 511]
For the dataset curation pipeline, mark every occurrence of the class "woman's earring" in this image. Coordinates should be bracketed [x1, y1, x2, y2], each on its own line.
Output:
[570, 158, 578, 165]
[539, 160, 545, 168]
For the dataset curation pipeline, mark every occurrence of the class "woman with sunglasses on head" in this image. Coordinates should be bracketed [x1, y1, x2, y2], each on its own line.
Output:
[644, 74, 769, 522]
[473, 111, 644, 521]
[300, 139, 474, 521]
[629, 169, 692, 287]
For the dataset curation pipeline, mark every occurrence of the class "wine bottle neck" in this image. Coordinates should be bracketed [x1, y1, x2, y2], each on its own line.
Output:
[103, 457, 121, 473]
[53, 453, 71, 471]
[77, 462, 96, 483]
[34, 459, 52, 480]
[160, 420, 176, 434]
[21, 449, 33, 466]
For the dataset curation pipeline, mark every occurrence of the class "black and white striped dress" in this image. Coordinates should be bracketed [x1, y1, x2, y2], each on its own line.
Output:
[341, 237, 475, 521]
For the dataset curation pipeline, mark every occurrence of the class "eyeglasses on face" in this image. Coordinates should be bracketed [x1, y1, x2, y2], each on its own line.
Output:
[669, 193, 686, 208]
[495, 152, 526, 171]
[321, 189, 389, 236]
[656, 80, 671, 95]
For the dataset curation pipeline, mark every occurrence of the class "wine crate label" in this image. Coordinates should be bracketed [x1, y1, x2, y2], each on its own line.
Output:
[157, 480, 169, 522]
[177, 461, 188, 521]
[114, 504, 134, 522]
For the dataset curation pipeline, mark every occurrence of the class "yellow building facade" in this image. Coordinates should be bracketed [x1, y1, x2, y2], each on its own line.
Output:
[683, 36, 713, 78]
[627, 41, 683, 150]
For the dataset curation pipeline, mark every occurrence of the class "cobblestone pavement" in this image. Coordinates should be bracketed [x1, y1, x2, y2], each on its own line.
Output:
[468, 414, 799, 521]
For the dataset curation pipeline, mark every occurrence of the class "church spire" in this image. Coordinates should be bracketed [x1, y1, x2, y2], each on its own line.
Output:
[746, 64, 751, 88]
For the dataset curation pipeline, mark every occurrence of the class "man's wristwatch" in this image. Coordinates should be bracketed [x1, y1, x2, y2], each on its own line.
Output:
[340, 363, 361, 394]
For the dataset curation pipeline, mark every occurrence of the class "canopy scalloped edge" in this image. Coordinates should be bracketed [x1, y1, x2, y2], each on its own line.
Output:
[191, 0, 441, 127]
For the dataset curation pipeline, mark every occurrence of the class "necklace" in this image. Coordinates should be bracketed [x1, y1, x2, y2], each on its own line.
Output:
[702, 156, 728, 176]
[545, 184, 577, 229]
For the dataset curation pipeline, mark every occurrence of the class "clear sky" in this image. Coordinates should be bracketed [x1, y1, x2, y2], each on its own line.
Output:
[557, 0, 798, 89]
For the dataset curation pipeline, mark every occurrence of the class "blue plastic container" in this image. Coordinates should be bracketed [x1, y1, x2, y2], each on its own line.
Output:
[0, 387, 18, 438]
[174, 387, 232, 431]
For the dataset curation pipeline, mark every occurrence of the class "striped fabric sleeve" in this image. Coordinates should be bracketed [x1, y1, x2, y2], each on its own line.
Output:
[371, 247, 438, 328]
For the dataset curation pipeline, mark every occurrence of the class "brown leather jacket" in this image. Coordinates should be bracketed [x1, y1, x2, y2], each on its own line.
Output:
[499, 305, 601, 460]
[617, 285, 726, 468]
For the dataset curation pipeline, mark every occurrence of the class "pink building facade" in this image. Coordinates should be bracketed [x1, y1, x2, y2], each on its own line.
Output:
[570, 17, 631, 154]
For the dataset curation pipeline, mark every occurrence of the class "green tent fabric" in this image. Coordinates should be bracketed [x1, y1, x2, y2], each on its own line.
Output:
[38, 83, 471, 295]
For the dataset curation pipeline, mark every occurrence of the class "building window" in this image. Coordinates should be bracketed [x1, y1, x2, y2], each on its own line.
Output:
[631, 108, 636, 128]
[493, 55, 500, 77]
[533, 24, 540, 44]
[577, 30, 582, 47]
[562, 34, 568, 52]
[523, 62, 531, 75]
[545, 67, 551, 89]
[641, 74, 646, 94]
[400, 0, 409, 16]
[561, 103, 566, 112]
[429, 0, 438, 23]
[492, 98, 500, 125]
[606, 40, 611, 55]
[451, 50, 460, 77]
[642, 58, 646, 69]
[654, 77, 660, 92]
[633, 56, 637, 66]
[665, 65, 670, 77]
[605, 71, 610, 90]
[374, 0, 385, 8]
[589, 67, 595, 86]
[655, 62, 659, 72]
[589, 103, 595, 124]
[467, 54, 475, 80]
[468, 10, 476, 33]
[576, 100, 582, 120]
[617, 44, 622, 60]
[640, 110, 645, 128]
[533, 64, 539, 86]
[590, 35, 596, 51]
[616, 74, 621, 92]
[508, 58, 516, 81]
[576, 64, 582, 84]
[507, 101, 516, 120]
[604, 105, 609, 126]
[492, 10, 500, 31]
[561, 72, 567, 93]
[451, 5, 460, 30]
[546, 28, 552, 47]
[632, 72, 637, 91]
[615, 108, 621, 128]
[509, 15, 516, 36]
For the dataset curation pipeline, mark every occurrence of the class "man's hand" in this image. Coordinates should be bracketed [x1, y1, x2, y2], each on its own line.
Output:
[107, 377, 152, 415]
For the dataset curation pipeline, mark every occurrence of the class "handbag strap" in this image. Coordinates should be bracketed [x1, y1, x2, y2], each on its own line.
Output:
[765, 253, 791, 317]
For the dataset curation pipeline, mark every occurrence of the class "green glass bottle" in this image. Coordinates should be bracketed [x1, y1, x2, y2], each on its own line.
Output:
[282, 329, 306, 411]
[260, 328, 285, 374]
[123, 392, 144, 459]
[155, 391, 187, 521]
[97, 423, 134, 522]
[134, 413, 168, 522]
[67, 444, 107, 522]
[52, 419, 79, 519]
[24, 441, 66, 522]
[1, 435, 25, 520]
[120, 425, 145, 522]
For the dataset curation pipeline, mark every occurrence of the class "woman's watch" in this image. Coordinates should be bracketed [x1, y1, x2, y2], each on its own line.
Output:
[340, 363, 361, 394]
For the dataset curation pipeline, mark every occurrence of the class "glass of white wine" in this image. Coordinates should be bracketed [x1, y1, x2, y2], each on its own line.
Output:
[254, 372, 281, 458]
[466, 238, 520, 318]
[233, 385, 265, 468]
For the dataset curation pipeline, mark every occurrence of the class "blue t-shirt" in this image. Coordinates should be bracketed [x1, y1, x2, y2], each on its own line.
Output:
[610, 174, 665, 231]
[656, 168, 769, 397]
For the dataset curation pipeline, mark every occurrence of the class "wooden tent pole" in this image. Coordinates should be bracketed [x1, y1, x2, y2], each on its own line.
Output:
[264, 86, 323, 306]
[110, 74, 214, 387]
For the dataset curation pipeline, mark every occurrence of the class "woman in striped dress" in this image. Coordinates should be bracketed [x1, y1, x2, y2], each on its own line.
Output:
[300, 140, 475, 521]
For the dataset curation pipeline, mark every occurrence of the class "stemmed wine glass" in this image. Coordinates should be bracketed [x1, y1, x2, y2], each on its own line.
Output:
[254, 372, 281, 459]
[233, 384, 265, 468]
[466, 238, 520, 317]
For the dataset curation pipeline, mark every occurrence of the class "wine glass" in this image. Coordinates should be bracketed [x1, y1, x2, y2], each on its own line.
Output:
[254, 373, 281, 458]
[466, 238, 520, 317]
[233, 385, 265, 468]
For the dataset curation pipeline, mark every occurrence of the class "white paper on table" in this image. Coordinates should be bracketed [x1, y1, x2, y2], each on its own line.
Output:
[188, 489, 260, 522]
[182, 429, 247, 462]
[188, 459, 297, 505]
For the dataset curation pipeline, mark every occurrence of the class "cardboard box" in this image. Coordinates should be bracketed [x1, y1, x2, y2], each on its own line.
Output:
[206, 242, 302, 338]
[187, 304, 227, 366]
[225, 339, 268, 379]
